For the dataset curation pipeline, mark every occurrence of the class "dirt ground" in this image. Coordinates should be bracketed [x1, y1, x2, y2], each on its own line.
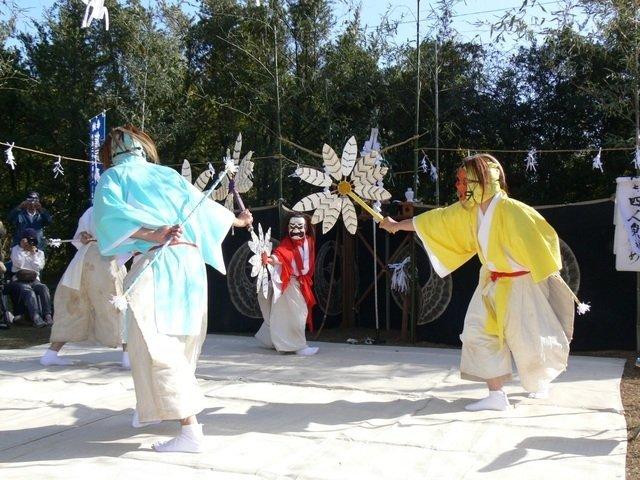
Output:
[1, 324, 638, 479]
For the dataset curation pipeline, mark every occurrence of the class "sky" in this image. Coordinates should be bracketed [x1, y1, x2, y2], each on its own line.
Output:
[9, 0, 586, 49]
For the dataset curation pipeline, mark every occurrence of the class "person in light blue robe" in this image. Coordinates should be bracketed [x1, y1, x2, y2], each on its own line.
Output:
[93, 126, 252, 453]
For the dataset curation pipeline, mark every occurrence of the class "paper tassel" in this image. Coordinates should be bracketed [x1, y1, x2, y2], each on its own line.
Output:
[208, 162, 216, 176]
[47, 238, 63, 248]
[577, 302, 591, 315]
[388, 257, 410, 294]
[81, 0, 110, 31]
[420, 155, 428, 173]
[53, 155, 64, 178]
[5, 142, 16, 170]
[633, 147, 640, 171]
[110, 294, 129, 312]
[429, 162, 438, 182]
[361, 128, 381, 157]
[224, 157, 239, 175]
[46, 238, 76, 248]
[592, 148, 603, 172]
[525, 147, 538, 172]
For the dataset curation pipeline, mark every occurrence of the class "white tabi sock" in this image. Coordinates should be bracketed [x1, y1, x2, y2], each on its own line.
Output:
[132, 410, 161, 428]
[152, 423, 204, 453]
[295, 346, 319, 356]
[465, 390, 511, 412]
[528, 385, 550, 399]
[40, 349, 73, 367]
[121, 351, 131, 369]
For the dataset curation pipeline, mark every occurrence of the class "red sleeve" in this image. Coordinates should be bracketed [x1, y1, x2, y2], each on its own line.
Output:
[274, 243, 295, 293]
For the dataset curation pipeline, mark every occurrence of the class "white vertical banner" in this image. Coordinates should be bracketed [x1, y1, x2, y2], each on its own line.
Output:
[614, 177, 640, 271]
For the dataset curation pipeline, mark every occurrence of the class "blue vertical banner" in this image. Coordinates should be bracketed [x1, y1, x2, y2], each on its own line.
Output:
[88, 111, 106, 200]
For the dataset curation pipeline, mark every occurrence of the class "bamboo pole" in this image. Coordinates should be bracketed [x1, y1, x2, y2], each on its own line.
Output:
[634, 6, 640, 364]
[410, 0, 422, 343]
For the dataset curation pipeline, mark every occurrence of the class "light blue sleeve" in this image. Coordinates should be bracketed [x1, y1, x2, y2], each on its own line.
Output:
[198, 197, 235, 274]
[93, 169, 160, 256]
[183, 179, 235, 274]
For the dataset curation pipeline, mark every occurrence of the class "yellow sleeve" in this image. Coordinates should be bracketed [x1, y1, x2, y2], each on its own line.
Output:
[502, 199, 561, 283]
[413, 202, 477, 277]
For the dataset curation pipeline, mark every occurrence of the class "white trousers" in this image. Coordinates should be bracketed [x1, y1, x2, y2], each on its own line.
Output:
[460, 271, 574, 393]
[50, 244, 126, 348]
[256, 278, 308, 352]
[126, 258, 207, 423]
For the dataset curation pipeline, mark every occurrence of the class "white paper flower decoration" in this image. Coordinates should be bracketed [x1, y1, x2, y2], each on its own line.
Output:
[292, 136, 391, 235]
[214, 133, 254, 211]
[248, 223, 273, 298]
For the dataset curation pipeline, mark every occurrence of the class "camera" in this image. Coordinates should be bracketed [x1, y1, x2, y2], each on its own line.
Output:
[26, 237, 38, 247]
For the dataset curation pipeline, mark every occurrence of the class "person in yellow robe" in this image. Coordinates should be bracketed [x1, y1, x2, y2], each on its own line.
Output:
[380, 153, 580, 411]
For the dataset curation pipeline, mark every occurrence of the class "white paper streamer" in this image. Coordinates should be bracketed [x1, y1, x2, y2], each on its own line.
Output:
[388, 257, 411, 294]
[5, 142, 16, 170]
[81, 0, 109, 31]
[592, 148, 603, 172]
[525, 147, 538, 172]
[420, 155, 428, 173]
[633, 147, 640, 171]
[53, 155, 64, 178]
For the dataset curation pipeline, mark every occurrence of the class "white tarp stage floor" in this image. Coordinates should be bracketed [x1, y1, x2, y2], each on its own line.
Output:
[0, 334, 627, 479]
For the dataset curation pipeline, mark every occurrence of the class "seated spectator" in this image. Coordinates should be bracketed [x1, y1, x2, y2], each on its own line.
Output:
[8, 191, 53, 250]
[6, 228, 52, 328]
[0, 220, 13, 330]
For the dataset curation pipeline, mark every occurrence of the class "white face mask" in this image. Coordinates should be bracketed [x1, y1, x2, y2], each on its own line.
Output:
[288, 217, 306, 240]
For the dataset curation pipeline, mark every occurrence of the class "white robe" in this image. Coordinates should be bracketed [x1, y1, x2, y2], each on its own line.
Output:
[255, 240, 310, 352]
[50, 207, 126, 348]
[126, 255, 207, 422]
[456, 193, 572, 392]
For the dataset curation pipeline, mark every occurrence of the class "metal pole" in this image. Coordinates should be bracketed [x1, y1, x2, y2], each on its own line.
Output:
[385, 232, 391, 330]
[410, 0, 421, 343]
[434, 37, 440, 206]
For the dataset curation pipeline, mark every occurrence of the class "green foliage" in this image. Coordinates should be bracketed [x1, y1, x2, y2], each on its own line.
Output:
[0, 0, 638, 277]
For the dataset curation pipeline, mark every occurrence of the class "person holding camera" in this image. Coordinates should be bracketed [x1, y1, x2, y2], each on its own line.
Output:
[8, 191, 53, 250]
[0, 220, 14, 330]
[6, 228, 52, 328]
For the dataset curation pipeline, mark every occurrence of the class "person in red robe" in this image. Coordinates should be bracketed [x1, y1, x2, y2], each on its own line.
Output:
[255, 214, 318, 355]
